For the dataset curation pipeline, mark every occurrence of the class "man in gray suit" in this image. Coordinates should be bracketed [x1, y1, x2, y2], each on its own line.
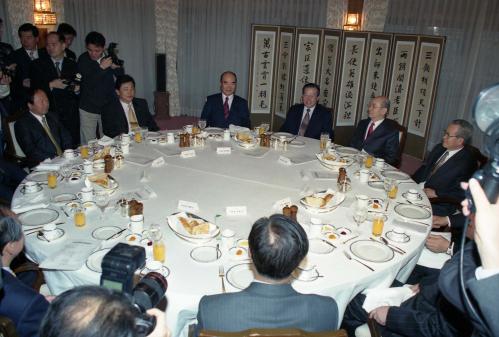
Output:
[195, 214, 338, 335]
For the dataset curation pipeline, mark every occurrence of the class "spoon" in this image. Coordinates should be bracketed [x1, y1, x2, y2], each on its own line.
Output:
[381, 237, 406, 254]
[37, 231, 50, 242]
[343, 250, 374, 271]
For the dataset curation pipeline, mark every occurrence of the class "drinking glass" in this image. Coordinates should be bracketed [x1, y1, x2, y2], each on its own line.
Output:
[95, 191, 110, 220]
[149, 223, 162, 241]
[60, 164, 72, 182]
[365, 155, 374, 168]
[80, 145, 90, 159]
[320, 133, 329, 154]
[372, 215, 385, 237]
[352, 205, 367, 227]
[74, 207, 86, 227]
[198, 119, 207, 130]
[384, 178, 398, 199]
[47, 171, 58, 189]
[153, 240, 166, 262]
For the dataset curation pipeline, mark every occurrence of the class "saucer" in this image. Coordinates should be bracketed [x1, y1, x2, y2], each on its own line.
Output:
[190, 246, 221, 263]
[140, 264, 170, 278]
[385, 230, 410, 243]
[229, 246, 249, 261]
[402, 192, 423, 201]
[37, 228, 65, 242]
[20, 185, 43, 195]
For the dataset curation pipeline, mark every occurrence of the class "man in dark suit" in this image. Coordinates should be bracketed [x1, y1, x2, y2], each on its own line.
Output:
[412, 119, 477, 215]
[350, 96, 399, 166]
[0, 215, 50, 337]
[31, 32, 80, 147]
[57, 23, 77, 62]
[6, 23, 47, 112]
[200, 71, 250, 129]
[78, 31, 124, 143]
[15, 88, 72, 168]
[195, 214, 338, 336]
[101, 74, 159, 138]
[280, 83, 334, 140]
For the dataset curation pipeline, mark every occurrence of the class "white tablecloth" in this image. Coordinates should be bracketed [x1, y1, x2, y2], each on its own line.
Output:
[14, 136, 431, 334]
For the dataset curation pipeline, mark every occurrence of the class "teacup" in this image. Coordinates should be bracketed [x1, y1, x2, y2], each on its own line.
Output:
[63, 149, 75, 159]
[221, 229, 236, 250]
[121, 143, 130, 154]
[375, 158, 385, 169]
[390, 227, 407, 241]
[43, 223, 59, 240]
[309, 218, 322, 238]
[406, 189, 420, 200]
[120, 134, 131, 144]
[167, 133, 175, 144]
[77, 187, 94, 202]
[183, 125, 193, 134]
[83, 160, 93, 174]
[129, 215, 144, 234]
[356, 194, 369, 208]
[24, 181, 39, 193]
[146, 260, 162, 272]
[359, 169, 370, 183]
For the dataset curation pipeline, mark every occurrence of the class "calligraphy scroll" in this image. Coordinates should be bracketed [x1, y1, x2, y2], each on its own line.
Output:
[292, 29, 322, 104]
[318, 30, 341, 109]
[273, 27, 295, 120]
[336, 32, 367, 127]
[387, 36, 417, 124]
[360, 33, 392, 120]
[248, 25, 278, 117]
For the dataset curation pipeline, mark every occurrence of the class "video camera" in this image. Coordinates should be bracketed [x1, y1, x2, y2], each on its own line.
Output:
[104, 42, 124, 67]
[100, 243, 167, 336]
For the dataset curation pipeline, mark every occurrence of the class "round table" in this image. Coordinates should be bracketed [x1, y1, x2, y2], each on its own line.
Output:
[14, 134, 432, 335]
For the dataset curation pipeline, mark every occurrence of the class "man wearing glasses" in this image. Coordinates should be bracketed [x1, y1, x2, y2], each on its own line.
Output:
[412, 119, 477, 215]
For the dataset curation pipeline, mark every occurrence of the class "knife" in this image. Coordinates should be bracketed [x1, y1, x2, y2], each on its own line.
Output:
[105, 228, 127, 240]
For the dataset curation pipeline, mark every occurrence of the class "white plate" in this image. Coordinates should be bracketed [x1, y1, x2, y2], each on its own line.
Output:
[300, 191, 345, 211]
[91, 175, 119, 193]
[20, 185, 43, 195]
[229, 246, 249, 261]
[190, 246, 221, 263]
[86, 248, 111, 273]
[18, 209, 59, 227]
[28, 171, 59, 182]
[289, 139, 306, 148]
[226, 263, 255, 290]
[381, 170, 410, 181]
[52, 193, 76, 204]
[394, 204, 431, 220]
[367, 198, 385, 212]
[335, 146, 359, 156]
[402, 192, 423, 201]
[37, 228, 65, 242]
[292, 267, 321, 282]
[205, 127, 224, 134]
[271, 132, 295, 141]
[167, 212, 220, 243]
[140, 265, 170, 277]
[350, 240, 394, 262]
[309, 238, 335, 254]
[385, 231, 410, 243]
[368, 181, 385, 189]
[92, 226, 122, 240]
[316, 153, 354, 169]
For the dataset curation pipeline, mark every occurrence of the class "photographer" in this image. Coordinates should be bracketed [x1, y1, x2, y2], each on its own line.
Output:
[40, 286, 170, 337]
[31, 32, 80, 147]
[77, 31, 124, 143]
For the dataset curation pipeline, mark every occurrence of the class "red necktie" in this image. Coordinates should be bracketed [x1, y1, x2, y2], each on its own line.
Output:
[223, 96, 229, 120]
[365, 122, 375, 140]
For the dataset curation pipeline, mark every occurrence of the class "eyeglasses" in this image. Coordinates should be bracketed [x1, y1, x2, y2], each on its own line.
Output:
[442, 130, 460, 138]
[368, 104, 384, 109]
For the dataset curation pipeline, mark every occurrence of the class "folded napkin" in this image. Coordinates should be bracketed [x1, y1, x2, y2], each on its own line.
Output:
[151, 156, 165, 167]
[98, 135, 115, 146]
[281, 153, 316, 165]
[35, 157, 65, 171]
[392, 219, 429, 234]
[362, 286, 415, 312]
[12, 202, 50, 214]
[229, 124, 250, 134]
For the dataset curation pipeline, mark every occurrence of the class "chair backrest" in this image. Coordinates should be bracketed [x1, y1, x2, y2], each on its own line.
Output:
[0, 316, 19, 337]
[3, 111, 26, 159]
[466, 144, 488, 169]
[199, 328, 348, 337]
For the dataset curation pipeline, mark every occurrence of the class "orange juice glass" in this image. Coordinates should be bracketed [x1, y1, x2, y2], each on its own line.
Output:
[372, 216, 384, 237]
[365, 155, 374, 168]
[80, 145, 89, 159]
[388, 184, 399, 199]
[153, 240, 166, 262]
[47, 171, 58, 189]
[74, 209, 86, 227]
[134, 130, 142, 143]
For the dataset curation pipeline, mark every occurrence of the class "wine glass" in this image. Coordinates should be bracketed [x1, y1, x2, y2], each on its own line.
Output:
[95, 191, 110, 220]
[149, 223, 162, 241]
[352, 205, 367, 227]
[60, 164, 72, 183]
[198, 119, 207, 130]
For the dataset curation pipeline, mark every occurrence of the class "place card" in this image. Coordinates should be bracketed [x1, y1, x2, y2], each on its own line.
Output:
[180, 150, 196, 158]
[217, 147, 232, 155]
[226, 206, 247, 216]
[278, 156, 292, 165]
[273, 197, 292, 210]
[178, 200, 199, 212]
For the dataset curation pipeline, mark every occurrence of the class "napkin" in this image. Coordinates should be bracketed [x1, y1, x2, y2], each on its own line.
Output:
[39, 241, 100, 271]
[35, 157, 65, 171]
[362, 286, 416, 312]
[12, 202, 50, 214]
[98, 135, 114, 146]
[392, 219, 429, 234]
[229, 124, 250, 134]
[280, 153, 316, 165]
[151, 156, 165, 167]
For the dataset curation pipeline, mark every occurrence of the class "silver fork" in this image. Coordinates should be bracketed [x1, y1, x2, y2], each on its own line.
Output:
[219, 265, 226, 293]
[343, 250, 374, 271]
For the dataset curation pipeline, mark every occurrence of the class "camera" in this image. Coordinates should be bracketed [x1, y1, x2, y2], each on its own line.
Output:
[101, 243, 168, 336]
[0, 63, 15, 79]
[62, 73, 82, 94]
[104, 42, 124, 67]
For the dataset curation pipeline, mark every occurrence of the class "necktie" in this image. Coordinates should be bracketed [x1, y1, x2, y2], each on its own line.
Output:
[430, 151, 449, 176]
[128, 103, 139, 131]
[365, 121, 375, 140]
[223, 96, 230, 120]
[55, 61, 61, 77]
[298, 109, 310, 136]
[41, 116, 62, 156]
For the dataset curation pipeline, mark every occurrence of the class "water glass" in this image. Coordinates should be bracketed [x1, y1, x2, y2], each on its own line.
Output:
[198, 119, 207, 130]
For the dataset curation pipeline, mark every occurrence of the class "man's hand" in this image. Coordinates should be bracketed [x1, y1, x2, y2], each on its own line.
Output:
[425, 234, 450, 253]
[146, 308, 171, 337]
[408, 283, 420, 294]
[110, 63, 121, 69]
[423, 187, 437, 198]
[432, 215, 449, 229]
[49, 79, 67, 90]
[0, 73, 11, 85]
[369, 306, 389, 326]
[99, 57, 113, 70]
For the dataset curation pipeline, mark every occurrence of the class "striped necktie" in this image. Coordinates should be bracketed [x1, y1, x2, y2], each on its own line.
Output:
[223, 96, 229, 120]
[430, 151, 449, 176]
[128, 103, 139, 131]
[42, 116, 62, 156]
[298, 109, 310, 136]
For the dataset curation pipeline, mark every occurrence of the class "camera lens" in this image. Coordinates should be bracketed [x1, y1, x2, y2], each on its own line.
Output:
[132, 272, 167, 312]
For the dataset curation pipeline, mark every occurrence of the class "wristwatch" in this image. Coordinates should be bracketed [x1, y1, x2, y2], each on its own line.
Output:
[446, 241, 454, 256]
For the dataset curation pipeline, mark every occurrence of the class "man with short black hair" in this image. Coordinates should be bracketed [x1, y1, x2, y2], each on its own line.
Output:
[101, 74, 159, 138]
[195, 214, 338, 335]
[280, 83, 334, 140]
[56, 23, 77, 61]
[78, 31, 124, 143]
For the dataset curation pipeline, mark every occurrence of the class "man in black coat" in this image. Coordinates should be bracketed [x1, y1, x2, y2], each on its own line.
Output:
[57, 23, 77, 62]
[14, 88, 72, 168]
[31, 32, 80, 147]
[101, 74, 159, 138]
[280, 83, 334, 140]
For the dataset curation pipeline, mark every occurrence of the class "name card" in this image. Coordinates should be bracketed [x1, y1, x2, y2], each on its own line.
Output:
[278, 156, 292, 165]
[226, 206, 247, 216]
[217, 147, 232, 155]
[180, 150, 196, 158]
[178, 200, 199, 212]
[273, 197, 292, 210]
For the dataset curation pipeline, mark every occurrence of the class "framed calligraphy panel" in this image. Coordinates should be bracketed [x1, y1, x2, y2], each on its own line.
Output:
[386, 35, 417, 124]
[317, 29, 342, 109]
[359, 33, 392, 120]
[291, 29, 322, 104]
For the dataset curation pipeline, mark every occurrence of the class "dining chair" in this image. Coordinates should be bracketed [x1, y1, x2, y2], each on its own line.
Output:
[3, 109, 27, 166]
[0, 315, 19, 337]
[12, 253, 46, 292]
[199, 328, 348, 337]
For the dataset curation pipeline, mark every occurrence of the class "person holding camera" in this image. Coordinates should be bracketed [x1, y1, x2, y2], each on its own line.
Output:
[40, 286, 170, 337]
[31, 32, 80, 147]
[77, 31, 124, 144]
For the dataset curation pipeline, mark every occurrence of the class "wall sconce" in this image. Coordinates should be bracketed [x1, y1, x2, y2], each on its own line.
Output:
[343, 13, 360, 31]
[34, 0, 57, 25]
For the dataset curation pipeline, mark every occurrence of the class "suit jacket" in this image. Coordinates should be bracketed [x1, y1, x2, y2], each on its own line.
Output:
[30, 55, 80, 146]
[195, 282, 338, 336]
[412, 144, 477, 215]
[280, 104, 334, 140]
[0, 270, 49, 337]
[14, 111, 72, 167]
[102, 97, 159, 138]
[200, 93, 250, 129]
[350, 118, 399, 165]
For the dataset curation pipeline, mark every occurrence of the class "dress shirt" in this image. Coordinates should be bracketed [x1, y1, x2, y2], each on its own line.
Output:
[475, 267, 499, 280]
[364, 118, 385, 139]
[301, 106, 315, 123]
[120, 100, 133, 132]
[24, 48, 38, 60]
[51, 57, 63, 71]
[419, 147, 464, 187]
[30, 111, 44, 126]
[222, 94, 234, 110]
